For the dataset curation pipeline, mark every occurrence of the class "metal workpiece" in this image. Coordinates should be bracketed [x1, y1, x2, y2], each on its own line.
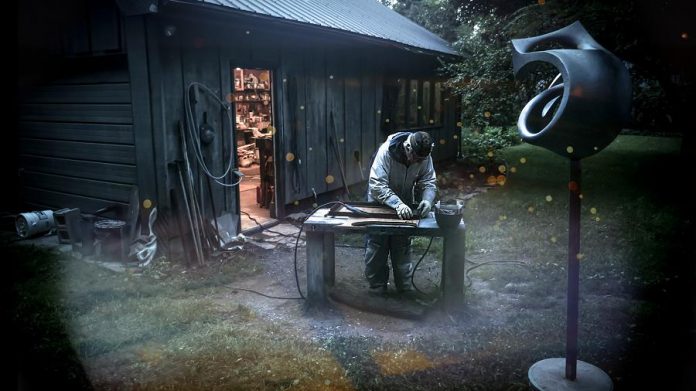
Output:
[511, 21, 632, 159]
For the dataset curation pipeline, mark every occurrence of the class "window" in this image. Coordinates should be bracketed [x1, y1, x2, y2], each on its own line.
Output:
[422, 81, 431, 125]
[384, 78, 443, 130]
[396, 79, 406, 126]
[408, 80, 418, 127]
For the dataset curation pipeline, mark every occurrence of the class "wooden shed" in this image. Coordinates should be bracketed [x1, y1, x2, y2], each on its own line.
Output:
[15, 0, 461, 246]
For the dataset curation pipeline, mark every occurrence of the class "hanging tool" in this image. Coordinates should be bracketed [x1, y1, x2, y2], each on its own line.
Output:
[199, 111, 216, 145]
[178, 120, 209, 262]
[174, 160, 204, 265]
[329, 111, 350, 197]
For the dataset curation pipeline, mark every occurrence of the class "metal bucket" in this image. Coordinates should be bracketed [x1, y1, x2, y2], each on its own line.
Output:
[16, 210, 55, 238]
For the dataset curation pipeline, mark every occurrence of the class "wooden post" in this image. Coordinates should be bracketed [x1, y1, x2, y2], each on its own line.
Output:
[306, 229, 327, 304]
[323, 232, 335, 287]
[441, 224, 466, 312]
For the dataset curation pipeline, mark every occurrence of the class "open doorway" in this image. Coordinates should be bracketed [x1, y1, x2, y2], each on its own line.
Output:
[232, 67, 277, 231]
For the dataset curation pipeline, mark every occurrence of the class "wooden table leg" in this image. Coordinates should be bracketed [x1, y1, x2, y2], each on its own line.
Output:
[442, 225, 466, 312]
[306, 230, 335, 305]
[323, 232, 335, 287]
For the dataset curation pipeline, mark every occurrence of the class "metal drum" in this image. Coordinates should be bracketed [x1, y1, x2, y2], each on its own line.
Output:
[15, 210, 55, 238]
[94, 219, 127, 262]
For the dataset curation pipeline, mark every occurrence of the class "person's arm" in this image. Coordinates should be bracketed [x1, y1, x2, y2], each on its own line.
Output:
[416, 156, 437, 204]
[369, 148, 403, 209]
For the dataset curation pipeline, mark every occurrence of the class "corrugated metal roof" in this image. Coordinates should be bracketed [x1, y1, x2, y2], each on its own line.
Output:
[178, 0, 457, 56]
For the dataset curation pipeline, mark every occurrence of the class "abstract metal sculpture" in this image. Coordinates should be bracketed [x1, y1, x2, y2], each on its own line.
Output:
[513, 21, 632, 159]
[511, 21, 631, 390]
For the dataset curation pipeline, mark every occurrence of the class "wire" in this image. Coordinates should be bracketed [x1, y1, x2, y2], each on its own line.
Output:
[184, 82, 243, 187]
[228, 286, 303, 300]
[411, 237, 436, 296]
[463, 259, 530, 288]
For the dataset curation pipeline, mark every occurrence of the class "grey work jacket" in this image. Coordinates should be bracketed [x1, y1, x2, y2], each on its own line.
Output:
[368, 133, 437, 209]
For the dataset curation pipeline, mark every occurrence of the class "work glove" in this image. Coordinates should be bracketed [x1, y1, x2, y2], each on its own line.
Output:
[395, 203, 413, 220]
[416, 200, 432, 218]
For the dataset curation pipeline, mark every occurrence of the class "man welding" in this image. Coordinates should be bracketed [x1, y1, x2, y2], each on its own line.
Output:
[364, 130, 437, 297]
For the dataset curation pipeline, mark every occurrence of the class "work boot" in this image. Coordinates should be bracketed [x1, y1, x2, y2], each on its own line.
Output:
[368, 285, 388, 297]
[400, 288, 431, 305]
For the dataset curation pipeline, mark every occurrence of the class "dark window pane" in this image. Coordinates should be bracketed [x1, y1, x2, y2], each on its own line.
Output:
[422, 81, 431, 126]
[396, 79, 406, 128]
[434, 82, 443, 125]
[408, 80, 418, 127]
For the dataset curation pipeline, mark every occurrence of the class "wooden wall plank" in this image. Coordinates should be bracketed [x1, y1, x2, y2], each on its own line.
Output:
[157, 24, 186, 210]
[20, 156, 136, 184]
[217, 47, 237, 215]
[19, 121, 134, 144]
[52, 68, 130, 84]
[305, 49, 328, 196]
[361, 56, 378, 174]
[343, 54, 364, 186]
[225, 27, 253, 215]
[125, 15, 157, 208]
[201, 46, 226, 215]
[374, 71, 389, 148]
[22, 83, 131, 104]
[19, 139, 136, 164]
[180, 36, 225, 217]
[22, 188, 127, 212]
[281, 49, 308, 205]
[325, 48, 346, 194]
[145, 17, 171, 209]
[22, 172, 133, 202]
[20, 103, 133, 124]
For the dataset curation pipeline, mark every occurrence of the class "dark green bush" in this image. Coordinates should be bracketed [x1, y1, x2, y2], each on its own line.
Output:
[460, 126, 522, 163]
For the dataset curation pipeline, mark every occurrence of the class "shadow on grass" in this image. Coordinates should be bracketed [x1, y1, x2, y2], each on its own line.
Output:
[3, 243, 93, 391]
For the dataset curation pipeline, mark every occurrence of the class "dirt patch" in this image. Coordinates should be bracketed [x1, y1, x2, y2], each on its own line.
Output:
[7, 153, 694, 390]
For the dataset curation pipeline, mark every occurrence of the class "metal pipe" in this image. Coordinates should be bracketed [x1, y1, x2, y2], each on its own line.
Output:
[566, 159, 581, 380]
[176, 161, 204, 265]
[177, 121, 204, 265]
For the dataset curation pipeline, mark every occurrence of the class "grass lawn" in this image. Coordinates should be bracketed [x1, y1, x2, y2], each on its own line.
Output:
[3, 135, 694, 391]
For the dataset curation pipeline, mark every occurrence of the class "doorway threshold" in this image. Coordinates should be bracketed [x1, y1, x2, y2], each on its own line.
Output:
[241, 218, 280, 236]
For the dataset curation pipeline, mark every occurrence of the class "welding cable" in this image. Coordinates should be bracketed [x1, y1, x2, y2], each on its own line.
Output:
[411, 237, 436, 296]
[184, 82, 242, 187]
[463, 259, 530, 289]
[227, 287, 303, 300]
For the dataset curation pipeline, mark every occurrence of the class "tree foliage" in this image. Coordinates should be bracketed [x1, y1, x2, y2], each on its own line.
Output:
[386, 0, 694, 134]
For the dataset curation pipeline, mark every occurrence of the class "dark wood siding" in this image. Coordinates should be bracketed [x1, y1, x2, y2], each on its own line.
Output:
[17, 55, 136, 211]
[148, 10, 457, 217]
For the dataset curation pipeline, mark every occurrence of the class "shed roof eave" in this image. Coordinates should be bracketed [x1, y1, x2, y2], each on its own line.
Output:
[161, 0, 461, 57]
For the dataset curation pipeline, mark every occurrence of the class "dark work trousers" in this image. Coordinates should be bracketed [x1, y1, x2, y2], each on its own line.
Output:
[364, 234, 414, 291]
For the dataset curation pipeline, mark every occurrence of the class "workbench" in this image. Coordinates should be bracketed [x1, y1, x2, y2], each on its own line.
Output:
[303, 203, 466, 312]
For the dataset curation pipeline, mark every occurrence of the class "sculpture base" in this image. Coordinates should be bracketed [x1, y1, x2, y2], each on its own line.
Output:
[528, 358, 613, 391]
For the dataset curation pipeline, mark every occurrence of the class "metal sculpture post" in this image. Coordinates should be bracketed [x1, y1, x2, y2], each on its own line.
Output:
[511, 21, 631, 390]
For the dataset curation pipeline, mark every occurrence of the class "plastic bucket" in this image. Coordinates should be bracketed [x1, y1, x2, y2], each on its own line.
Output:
[16, 210, 55, 238]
